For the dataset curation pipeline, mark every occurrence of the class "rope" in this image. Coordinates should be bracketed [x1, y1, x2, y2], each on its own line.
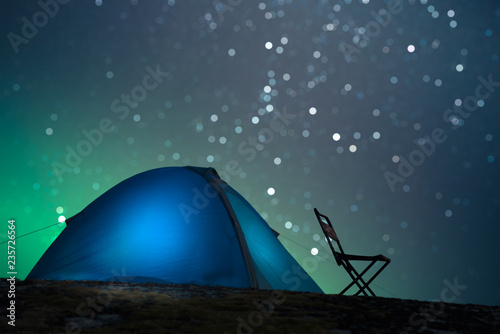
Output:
[0, 222, 65, 245]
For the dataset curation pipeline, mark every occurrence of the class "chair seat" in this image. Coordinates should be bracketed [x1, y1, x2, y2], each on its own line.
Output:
[340, 253, 391, 262]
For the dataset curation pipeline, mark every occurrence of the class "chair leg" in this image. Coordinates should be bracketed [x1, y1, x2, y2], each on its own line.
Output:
[340, 269, 371, 296]
[340, 260, 384, 297]
[339, 263, 365, 295]
[362, 261, 390, 292]
[340, 261, 376, 296]
[353, 261, 378, 296]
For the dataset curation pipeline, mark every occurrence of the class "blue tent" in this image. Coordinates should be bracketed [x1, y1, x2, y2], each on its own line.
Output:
[28, 166, 322, 293]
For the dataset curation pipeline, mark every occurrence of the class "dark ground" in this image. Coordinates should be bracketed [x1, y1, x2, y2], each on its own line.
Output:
[0, 279, 499, 334]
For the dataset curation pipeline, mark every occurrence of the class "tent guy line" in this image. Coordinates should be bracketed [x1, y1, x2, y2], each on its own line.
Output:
[0, 222, 63, 245]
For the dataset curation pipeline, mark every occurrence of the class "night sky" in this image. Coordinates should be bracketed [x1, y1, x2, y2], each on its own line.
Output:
[1, 0, 499, 306]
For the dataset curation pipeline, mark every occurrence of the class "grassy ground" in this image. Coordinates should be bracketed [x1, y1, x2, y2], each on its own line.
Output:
[0, 279, 499, 333]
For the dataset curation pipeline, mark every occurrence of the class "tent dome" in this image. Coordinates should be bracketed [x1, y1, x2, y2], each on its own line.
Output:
[27, 166, 322, 293]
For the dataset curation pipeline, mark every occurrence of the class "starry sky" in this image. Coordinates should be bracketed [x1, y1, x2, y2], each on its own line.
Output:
[1, 0, 499, 306]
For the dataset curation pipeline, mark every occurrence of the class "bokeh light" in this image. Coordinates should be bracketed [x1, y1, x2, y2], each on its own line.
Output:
[2, 0, 499, 307]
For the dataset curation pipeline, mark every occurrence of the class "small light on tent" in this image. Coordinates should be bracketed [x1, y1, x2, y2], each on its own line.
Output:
[267, 187, 275, 196]
[58, 215, 66, 223]
[311, 247, 318, 256]
[56, 206, 64, 214]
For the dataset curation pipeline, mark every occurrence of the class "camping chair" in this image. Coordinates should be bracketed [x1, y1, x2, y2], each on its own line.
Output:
[313, 208, 390, 297]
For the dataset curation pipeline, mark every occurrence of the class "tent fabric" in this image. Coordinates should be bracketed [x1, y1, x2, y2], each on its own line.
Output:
[27, 166, 322, 293]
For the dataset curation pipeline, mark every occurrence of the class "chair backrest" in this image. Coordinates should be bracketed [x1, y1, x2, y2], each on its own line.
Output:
[314, 208, 344, 266]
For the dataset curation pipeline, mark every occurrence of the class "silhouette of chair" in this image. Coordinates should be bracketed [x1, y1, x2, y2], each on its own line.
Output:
[313, 208, 391, 297]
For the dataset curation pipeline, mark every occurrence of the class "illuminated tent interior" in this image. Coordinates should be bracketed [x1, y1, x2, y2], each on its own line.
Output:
[27, 166, 322, 293]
